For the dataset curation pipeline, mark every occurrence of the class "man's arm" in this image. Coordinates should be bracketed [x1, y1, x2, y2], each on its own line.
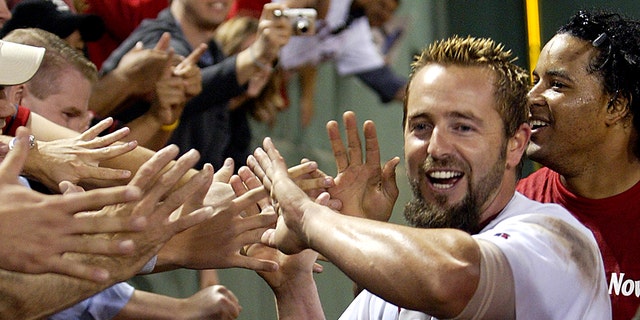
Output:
[90, 34, 173, 117]
[0, 127, 146, 282]
[0, 145, 214, 318]
[251, 137, 481, 318]
[113, 285, 241, 320]
[26, 111, 198, 188]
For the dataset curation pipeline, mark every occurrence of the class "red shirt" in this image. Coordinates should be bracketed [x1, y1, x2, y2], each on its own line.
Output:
[3, 105, 30, 136]
[83, 0, 168, 69]
[517, 167, 640, 320]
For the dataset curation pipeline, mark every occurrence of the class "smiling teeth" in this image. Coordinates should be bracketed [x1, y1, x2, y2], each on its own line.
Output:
[429, 171, 462, 179]
[530, 120, 549, 127]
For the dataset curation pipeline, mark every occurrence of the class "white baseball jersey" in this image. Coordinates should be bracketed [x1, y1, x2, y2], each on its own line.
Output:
[339, 192, 611, 320]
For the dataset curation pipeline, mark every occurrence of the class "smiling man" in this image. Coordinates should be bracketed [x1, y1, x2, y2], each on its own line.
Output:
[248, 36, 611, 319]
[517, 10, 640, 320]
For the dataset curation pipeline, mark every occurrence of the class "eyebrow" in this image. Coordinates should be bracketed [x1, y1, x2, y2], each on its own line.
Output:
[407, 110, 483, 124]
[536, 69, 575, 83]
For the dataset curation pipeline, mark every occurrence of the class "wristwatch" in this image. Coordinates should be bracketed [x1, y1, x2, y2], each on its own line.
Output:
[8, 135, 36, 150]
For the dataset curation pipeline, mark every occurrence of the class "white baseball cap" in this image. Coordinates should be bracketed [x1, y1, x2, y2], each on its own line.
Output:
[0, 40, 45, 85]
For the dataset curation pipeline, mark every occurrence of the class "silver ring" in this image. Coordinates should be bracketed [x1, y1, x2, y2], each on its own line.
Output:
[9, 135, 35, 150]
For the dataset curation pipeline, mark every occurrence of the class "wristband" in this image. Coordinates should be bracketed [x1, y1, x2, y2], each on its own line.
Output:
[161, 119, 180, 132]
[9, 135, 36, 150]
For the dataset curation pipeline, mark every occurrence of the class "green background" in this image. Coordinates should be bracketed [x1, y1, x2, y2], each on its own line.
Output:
[130, 1, 640, 319]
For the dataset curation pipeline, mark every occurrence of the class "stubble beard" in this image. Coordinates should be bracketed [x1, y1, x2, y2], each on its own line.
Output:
[183, 2, 222, 30]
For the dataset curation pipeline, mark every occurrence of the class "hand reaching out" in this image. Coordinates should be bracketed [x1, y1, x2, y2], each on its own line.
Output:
[84, 145, 215, 281]
[179, 285, 242, 320]
[0, 127, 147, 282]
[157, 158, 280, 272]
[25, 117, 137, 191]
[326, 111, 399, 221]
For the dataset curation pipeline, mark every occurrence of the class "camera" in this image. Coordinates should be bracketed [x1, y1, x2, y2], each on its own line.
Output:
[274, 8, 317, 36]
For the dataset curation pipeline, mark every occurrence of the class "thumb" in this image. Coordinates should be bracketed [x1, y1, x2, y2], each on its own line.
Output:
[382, 157, 400, 200]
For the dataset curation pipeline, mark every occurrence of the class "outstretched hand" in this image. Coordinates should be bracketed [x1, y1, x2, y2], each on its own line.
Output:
[86, 145, 215, 281]
[158, 158, 280, 273]
[26, 117, 137, 191]
[326, 111, 399, 221]
[0, 127, 147, 283]
[247, 138, 320, 255]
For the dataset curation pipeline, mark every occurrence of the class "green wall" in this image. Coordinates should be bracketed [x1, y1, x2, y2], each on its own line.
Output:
[131, 1, 639, 319]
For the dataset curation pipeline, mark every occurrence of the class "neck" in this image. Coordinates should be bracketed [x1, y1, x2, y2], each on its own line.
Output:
[558, 130, 640, 199]
[560, 154, 640, 199]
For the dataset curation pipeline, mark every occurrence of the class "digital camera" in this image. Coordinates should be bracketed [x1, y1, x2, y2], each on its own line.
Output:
[274, 8, 317, 36]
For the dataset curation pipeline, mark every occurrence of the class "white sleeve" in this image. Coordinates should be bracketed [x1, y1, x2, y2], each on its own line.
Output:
[452, 239, 515, 320]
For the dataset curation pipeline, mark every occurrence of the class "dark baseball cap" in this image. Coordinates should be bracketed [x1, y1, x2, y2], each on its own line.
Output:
[0, 0, 105, 41]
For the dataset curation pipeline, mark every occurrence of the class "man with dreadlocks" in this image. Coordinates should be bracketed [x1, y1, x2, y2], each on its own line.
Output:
[243, 35, 611, 319]
[517, 9, 640, 320]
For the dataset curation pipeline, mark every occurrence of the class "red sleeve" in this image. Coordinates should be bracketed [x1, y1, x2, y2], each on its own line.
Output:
[3, 105, 31, 136]
[84, 0, 168, 69]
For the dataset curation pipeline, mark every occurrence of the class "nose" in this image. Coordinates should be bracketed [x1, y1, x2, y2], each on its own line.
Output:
[426, 127, 453, 159]
[527, 82, 546, 108]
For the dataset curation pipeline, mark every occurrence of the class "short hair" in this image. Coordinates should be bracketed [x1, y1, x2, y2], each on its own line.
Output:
[3, 28, 97, 100]
[404, 36, 530, 141]
[558, 10, 640, 157]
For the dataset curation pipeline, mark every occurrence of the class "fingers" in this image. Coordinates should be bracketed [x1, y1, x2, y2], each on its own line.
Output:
[154, 32, 171, 52]
[174, 43, 208, 75]
[47, 258, 112, 283]
[59, 233, 137, 255]
[247, 154, 271, 191]
[287, 161, 334, 190]
[363, 119, 381, 167]
[78, 165, 133, 182]
[78, 117, 115, 141]
[128, 144, 180, 190]
[60, 185, 142, 215]
[145, 149, 202, 211]
[232, 186, 270, 213]
[173, 206, 214, 234]
[343, 111, 363, 165]
[235, 166, 270, 213]
[213, 158, 234, 183]
[191, 163, 215, 206]
[326, 120, 348, 173]
[0, 127, 31, 183]
[233, 254, 279, 272]
[382, 157, 400, 199]
[81, 126, 132, 149]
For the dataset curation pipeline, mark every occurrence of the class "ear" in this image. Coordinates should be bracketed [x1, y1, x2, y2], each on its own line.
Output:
[605, 93, 631, 126]
[7, 84, 25, 105]
[506, 123, 531, 170]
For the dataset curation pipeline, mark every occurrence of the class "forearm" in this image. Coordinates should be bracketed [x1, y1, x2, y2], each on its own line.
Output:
[303, 205, 480, 316]
[0, 269, 118, 319]
[113, 290, 185, 320]
[273, 273, 325, 320]
[26, 112, 197, 187]
[236, 48, 271, 86]
[90, 72, 139, 117]
[124, 113, 173, 151]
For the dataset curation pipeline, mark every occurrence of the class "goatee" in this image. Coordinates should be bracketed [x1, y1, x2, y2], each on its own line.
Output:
[404, 182, 481, 234]
[403, 151, 506, 234]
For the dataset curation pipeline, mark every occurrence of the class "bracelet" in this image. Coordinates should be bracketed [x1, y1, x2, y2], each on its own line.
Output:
[9, 135, 36, 150]
[161, 119, 180, 132]
[249, 45, 273, 72]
